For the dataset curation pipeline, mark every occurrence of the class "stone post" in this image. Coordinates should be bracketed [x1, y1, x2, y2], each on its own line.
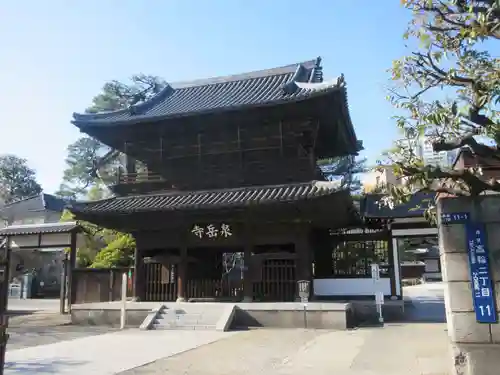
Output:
[438, 196, 500, 375]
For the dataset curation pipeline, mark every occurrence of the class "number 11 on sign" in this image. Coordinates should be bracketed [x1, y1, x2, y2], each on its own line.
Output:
[479, 304, 493, 317]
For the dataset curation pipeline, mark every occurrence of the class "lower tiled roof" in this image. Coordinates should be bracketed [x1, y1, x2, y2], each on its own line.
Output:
[68, 181, 344, 214]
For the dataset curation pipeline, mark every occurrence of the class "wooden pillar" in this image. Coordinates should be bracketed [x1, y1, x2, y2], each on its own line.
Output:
[0, 236, 12, 375]
[295, 228, 312, 301]
[242, 221, 254, 302]
[59, 253, 68, 314]
[176, 246, 187, 302]
[125, 154, 136, 182]
[243, 244, 253, 302]
[67, 231, 77, 310]
[387, 231, 397, 298]
[133, 247, 145, 301]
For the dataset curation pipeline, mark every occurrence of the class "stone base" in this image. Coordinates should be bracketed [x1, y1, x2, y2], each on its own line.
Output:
[451, 343, 500, 375]
[176, 297, 186, 302]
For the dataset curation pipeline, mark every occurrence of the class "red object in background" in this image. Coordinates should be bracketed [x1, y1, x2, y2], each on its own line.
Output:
[127, 270, 133, 292]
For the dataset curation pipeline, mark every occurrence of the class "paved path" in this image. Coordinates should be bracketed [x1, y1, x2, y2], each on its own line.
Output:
[5, 329, 239, 374]
[8, 298, 60, 313]
[121, 324, 451, 375]
[403, 283, 446, 323]
[4, 285, 451, 374]
[5, 324, 451, 374]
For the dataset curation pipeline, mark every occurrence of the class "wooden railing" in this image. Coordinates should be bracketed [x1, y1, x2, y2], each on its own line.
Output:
[186, 279, 243, 301]
[116, 170, 166, 185]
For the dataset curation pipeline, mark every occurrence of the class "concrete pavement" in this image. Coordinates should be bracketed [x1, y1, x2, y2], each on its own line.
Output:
[3, 284, 452, 374]
[6, 329, 240, 374]
[120, 324, 450, 375]
[8, 298, 61, 313]
[402, 282, 446, 323]
[4, 324, 451, 374]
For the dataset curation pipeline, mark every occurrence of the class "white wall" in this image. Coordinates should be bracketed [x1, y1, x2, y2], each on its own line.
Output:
[313, 278, 392, 296]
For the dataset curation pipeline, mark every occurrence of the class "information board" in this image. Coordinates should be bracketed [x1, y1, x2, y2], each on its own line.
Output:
[465, 221, 498, 324]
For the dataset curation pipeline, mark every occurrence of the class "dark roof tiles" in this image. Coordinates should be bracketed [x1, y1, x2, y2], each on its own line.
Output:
[72, 58, 345, 127]
[69, 180, 343, 214]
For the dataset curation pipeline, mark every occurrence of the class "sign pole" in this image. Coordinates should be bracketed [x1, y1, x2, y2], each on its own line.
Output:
[303, 303, 307, 329]
[371, 263, 384, 325]
[297, 280, 310, 329]
[120, 272, 127, 330]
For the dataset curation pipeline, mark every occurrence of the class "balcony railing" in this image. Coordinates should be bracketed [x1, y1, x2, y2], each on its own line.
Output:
[116, 170, 166, 185]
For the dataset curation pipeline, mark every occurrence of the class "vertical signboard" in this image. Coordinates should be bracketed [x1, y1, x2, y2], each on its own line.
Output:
[441, 212, 497, 324]
[465, 222, 497, 324]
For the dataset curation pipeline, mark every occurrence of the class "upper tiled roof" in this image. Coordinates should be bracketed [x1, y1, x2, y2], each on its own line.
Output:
[68, 180, 345, 214]
[72, 57, 346, 127]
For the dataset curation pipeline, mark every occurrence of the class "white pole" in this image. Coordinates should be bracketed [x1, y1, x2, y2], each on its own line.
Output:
[120, 272, 127, 330]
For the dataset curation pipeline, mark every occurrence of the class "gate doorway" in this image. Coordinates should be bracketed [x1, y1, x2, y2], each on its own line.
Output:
[144, 262, 177, 301]
[253, 257, 296, 301]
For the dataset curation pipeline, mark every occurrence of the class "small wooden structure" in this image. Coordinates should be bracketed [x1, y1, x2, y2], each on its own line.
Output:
[68, 58, 366, 303]
[0, 221, 81, 374]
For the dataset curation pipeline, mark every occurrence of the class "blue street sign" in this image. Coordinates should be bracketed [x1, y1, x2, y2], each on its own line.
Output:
[441, 212, 470, 224]
[466, 222, 497, 324]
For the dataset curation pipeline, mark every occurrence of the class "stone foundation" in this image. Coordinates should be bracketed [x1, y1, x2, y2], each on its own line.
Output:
[439, 197, 500, 375]
[71, 308, 149, 327]
[231, 304, 355, 330]
[70, 301, 355, 330]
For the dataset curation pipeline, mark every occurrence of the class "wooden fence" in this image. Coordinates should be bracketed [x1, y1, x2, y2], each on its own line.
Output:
[73, 268, 134, 304]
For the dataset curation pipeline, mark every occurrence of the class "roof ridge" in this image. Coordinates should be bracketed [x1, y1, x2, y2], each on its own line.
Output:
[170, 59, 317, 89]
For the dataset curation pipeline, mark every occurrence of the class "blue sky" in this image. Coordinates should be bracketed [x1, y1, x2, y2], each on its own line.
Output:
[1, 1, 411, 194]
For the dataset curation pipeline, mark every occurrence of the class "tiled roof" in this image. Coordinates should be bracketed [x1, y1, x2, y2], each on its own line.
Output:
[0, 221, 79, 236]
[72, 57, 347, 127]
[68, 180, 345, 214]
[362, 192, 436, 218]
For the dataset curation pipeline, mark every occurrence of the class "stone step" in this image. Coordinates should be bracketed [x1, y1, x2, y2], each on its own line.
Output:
[158, 312, 220, 323]
[152, 323, 216, 330]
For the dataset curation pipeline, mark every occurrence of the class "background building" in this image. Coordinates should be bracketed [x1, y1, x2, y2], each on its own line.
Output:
[0, 193, 67, 298]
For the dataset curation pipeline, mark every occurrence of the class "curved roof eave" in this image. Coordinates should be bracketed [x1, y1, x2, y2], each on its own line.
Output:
[72, 85, 345, 129]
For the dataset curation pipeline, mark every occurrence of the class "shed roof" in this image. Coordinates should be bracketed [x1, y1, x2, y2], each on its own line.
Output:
[71, 58, 347, 128]
[0, 221, 79, 236]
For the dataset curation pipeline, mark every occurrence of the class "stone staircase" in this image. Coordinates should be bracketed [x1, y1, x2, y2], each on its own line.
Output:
[146, 303, 234, 331]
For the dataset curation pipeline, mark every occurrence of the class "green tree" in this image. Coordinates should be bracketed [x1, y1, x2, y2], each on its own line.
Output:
[60, 209, 136, 268]
[56, 74, 166, 199]
[0, 154, 42, 204]
[57, 75, 164, 266]
[381, 0, 499, 215]
[318, 156, 368, 193]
